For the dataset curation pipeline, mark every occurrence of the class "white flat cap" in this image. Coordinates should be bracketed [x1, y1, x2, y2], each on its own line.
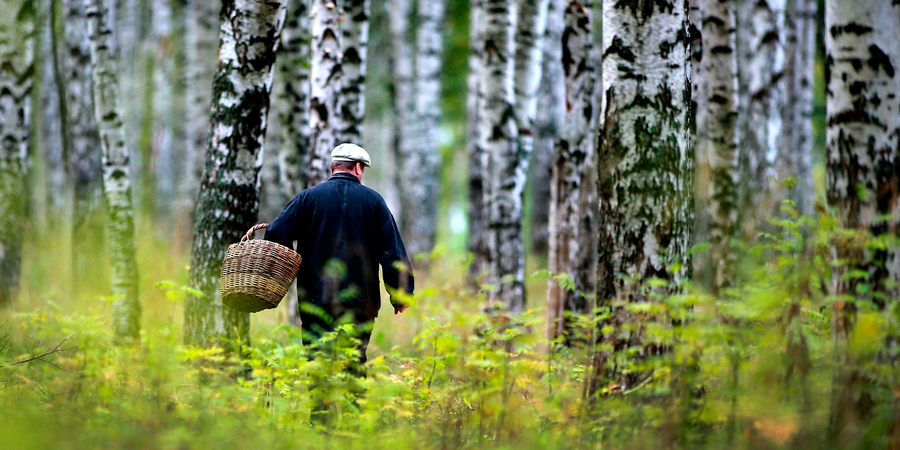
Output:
[331, 143, 371, 167]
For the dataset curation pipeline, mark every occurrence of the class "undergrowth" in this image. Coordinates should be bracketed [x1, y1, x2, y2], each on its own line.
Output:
[1, 204, 898, 449]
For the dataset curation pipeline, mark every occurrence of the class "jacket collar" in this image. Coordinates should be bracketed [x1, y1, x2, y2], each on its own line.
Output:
[328, 172, 361, 184]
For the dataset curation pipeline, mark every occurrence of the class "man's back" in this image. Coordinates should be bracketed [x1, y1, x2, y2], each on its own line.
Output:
[265, 172, 414, 321]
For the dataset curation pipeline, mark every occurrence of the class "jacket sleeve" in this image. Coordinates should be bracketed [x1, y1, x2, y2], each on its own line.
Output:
[377, 201, 414, 306]
[264, 194, 301, 251]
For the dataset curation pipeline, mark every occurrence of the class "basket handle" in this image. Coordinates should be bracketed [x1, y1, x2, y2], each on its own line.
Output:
[240, 223, 269, 243]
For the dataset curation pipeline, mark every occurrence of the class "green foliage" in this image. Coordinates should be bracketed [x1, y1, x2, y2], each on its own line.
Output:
[3, 204, 899, 449]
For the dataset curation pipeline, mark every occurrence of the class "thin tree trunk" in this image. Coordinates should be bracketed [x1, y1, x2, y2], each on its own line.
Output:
[466, 0, 486, 285]
[825, 0, 900, 443]
[0, 0, 35, 307]
[61, 0, 104, 293]
[782, 0, 816, 217]
[702, 0, 739, 290]
[403, 0, 446, 261]
[589, 0, 692, 397]
[39, 0, 66, 218]
[547, 0, 595, 344]
[152, 0, 176, 219]
[86, 0, 141, 341]
[180, 0, 220, 241]
[338, 0, 369, 145]
[689, 0, 710, 285]
[276, 0, 311, 200]
[737, 0, 786, 237]
[512, 0, 548, 179]
[185, 0, 286, 347]
[480, 0, 522, 312]
[306, 0, 342, 187]
[388, 0, 414, 238]
[529, 0, 565, 259]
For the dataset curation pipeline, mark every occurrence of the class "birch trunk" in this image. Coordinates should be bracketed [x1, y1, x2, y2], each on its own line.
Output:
[547, 0, 595, 344]
[181, 0, 220, 230]
[86, 0, 141, 341]
[276, 0, 311, 202]
[782, 0, 815, 217]
[737, 0, 786, 236]
[39, 0, 66, 216]
[466, 0, 487, 284]
[61, 0, 104, 291]
[480, 0, 522, 312]
[0, 0, 34, 307]
[338, 0, 368, 144]
[185, 0, 286, 347]
[152, 0, 176, 218]
[388, 0, 414, 233]
[825, 0, 900, 442]
[512, 0, 548, 176]
[306, 0, 342, 186]
[590, 0, 692, 396]
[701, 0, 739, 290]
[529, 0, 565, 258]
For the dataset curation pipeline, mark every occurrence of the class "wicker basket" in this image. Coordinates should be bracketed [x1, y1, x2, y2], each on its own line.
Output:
[219, 223, 302, 313]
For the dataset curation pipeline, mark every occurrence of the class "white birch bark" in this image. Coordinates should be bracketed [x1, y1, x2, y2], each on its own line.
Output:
[466, 0, 487, 284]
[702, 0, 739, 290]
[782, 0, 815, 217]
[182, 0, 220, 221]
[512, 0, 548, 171]
[390, 0, 444, 261]
[826, 0, 900, 438]
[185, 0, 286, 347]
[152, 0, 176, 218]
[62, 0, 104, 289]
[480, 0, 522, 312]
[86, 0, 142, 341]
[276, 0, 311, 202]
[591, 0, 692, 395]
[39, 0, 66, 216]
[547, 0, 595, 344]
[0, 0, 34, 307]
[736, 0, 786, 235]
[306, 0, 342, 186]
[338, 0, 369, 144]
[529, 0, 565, 258]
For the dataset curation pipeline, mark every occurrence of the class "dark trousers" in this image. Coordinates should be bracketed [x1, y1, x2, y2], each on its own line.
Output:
[299, 307, 373, 377]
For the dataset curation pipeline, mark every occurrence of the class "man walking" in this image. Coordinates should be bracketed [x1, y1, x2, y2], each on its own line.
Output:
[265, 143, 414, 370]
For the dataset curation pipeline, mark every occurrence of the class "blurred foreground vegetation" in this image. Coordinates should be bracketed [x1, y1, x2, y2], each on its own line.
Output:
[2, 201, 898, 450]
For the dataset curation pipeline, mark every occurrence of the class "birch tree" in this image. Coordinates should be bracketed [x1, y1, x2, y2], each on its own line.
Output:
[338, 0, 368, 144]
[61, 0, 104, 289]
[736, 0, 786, 235]
[185, 0, 286, 347]
[152, 0, 176, 218]
[181, 0, 220, 226]
[701, 0, 739, 290]
[825, 0, 900, 441]
[306, 0, 342, 186]
[782, 0, 816, 217]
[530, 0, 565, 258]
[590, 0, 692, 395]
[547, 0, 595, 344]
[86, 0, 141, 341]
[0, 0, 34, 307]
[480, 0, 523, 311]
[466, 0, 487, 284]
[276, 0, 311, 201]
[391, 0, 445, 260]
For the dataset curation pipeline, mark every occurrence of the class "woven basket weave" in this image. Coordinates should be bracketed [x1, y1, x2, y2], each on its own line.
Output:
[220, 223, 302, 313]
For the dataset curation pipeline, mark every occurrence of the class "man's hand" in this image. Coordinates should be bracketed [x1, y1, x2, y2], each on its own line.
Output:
[394, 304, 409, 315]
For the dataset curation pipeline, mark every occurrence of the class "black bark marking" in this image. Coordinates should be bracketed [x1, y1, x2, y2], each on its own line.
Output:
[604, 36, 636, 63]
[867, 45, 895, 78]
[829, 22, 873, 38]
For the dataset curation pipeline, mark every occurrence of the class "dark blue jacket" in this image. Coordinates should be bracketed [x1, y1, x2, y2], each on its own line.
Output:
[264, 172, 414, 320]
